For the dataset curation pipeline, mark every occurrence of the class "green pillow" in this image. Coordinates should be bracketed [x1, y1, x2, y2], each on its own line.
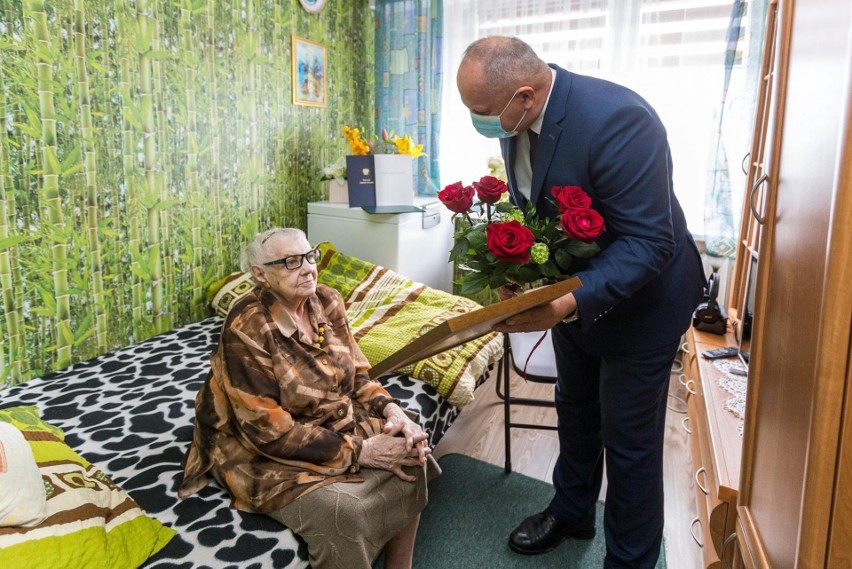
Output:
[0, 405, 65, 440]
[316, 242, 503, 407]
[0, 406, 175, 569]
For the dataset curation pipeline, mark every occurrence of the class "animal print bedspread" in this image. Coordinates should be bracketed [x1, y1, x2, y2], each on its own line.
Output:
[0, 317, 471, 568]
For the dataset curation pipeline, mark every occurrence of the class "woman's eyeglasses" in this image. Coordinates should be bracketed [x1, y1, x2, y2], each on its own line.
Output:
[263, 248, 322, 270]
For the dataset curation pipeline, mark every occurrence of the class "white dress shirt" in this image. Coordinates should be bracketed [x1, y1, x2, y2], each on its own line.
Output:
[514, 67, 557, 201]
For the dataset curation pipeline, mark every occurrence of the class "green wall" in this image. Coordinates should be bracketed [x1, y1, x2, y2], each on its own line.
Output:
[0, 0, 375, 385]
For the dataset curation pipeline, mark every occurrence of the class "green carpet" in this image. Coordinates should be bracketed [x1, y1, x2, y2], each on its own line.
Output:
[409, 454, 667, 569]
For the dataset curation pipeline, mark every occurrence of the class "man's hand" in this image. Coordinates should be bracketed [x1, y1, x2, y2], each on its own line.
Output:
[496, 283, 524, 301]
[493, 291, 577, 333]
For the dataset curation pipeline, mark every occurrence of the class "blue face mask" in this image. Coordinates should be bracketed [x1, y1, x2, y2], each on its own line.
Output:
[470, 90, 527, 139]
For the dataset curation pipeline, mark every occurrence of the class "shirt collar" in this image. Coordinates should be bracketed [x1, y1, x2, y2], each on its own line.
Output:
[529, 67, 557, 136]
[260, 287, 324, 340]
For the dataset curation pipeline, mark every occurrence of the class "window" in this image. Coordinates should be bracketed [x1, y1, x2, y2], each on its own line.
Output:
[441, 0, 752, 237]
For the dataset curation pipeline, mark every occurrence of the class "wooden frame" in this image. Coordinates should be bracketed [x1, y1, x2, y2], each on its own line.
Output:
[368, 278, 581, 379]
[291, 36, 326, 108]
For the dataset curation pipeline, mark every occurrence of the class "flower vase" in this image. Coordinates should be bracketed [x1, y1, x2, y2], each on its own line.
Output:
[327, 179, 348, 204]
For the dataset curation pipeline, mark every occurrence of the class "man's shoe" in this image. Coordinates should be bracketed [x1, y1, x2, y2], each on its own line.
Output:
[508, 510, 596, 555]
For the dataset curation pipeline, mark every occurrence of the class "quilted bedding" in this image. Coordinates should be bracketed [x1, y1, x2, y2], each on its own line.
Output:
[0, 316, 481, 568]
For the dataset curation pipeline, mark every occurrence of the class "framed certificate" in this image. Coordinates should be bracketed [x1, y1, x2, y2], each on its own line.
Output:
[368, 277, 582, 379]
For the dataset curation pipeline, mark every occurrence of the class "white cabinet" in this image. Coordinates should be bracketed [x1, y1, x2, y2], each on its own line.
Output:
[307, 197, 455, 293]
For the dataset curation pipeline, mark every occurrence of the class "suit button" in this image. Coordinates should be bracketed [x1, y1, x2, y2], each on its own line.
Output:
[331, 385, 338, 392]
[337, 408, 345, 417]
[349, 464, 359, 473]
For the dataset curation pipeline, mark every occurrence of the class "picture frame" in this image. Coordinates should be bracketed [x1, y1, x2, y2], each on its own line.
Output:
[368, 278, 582, 379]
[291, 36, 326, 108]
[298, 0, 327, 14]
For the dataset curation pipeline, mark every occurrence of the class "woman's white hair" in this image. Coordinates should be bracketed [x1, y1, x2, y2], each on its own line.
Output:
[239, 227, 307, 273]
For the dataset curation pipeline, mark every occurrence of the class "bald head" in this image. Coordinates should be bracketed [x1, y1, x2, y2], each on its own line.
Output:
[456, 36, 552, 133]
[457, 36, 550, 100]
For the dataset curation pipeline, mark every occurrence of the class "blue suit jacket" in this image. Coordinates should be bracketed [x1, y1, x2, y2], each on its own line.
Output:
[501, 65, 705, 354]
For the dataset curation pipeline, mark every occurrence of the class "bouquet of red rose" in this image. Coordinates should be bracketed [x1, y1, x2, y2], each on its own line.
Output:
[439, 176, 606, 295]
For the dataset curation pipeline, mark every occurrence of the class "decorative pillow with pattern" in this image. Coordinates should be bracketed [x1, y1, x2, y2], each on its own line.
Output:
[0, 405, 175, 569]
[208, 271, 256, 318]
[316, 242, 503, 407]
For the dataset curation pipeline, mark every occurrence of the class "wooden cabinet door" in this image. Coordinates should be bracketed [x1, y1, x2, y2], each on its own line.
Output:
[736, 0, 852, 566]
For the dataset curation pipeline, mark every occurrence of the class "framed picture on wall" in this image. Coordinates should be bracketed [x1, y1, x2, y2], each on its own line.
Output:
[298, 0, 327, 14]
[292, 36, 327, 108]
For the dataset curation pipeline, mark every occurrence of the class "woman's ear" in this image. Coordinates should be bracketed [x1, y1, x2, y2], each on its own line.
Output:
[250, 265, 267, 285]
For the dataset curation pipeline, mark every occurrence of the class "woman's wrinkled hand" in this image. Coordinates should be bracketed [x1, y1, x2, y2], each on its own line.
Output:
[358, 434, 431, 482]
[383, 403, 430, 463]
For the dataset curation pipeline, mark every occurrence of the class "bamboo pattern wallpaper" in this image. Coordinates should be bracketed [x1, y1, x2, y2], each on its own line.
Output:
[0, 0, 375, 385]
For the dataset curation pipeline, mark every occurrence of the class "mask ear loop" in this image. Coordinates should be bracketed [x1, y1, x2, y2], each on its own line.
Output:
[497, 89, 520, 116]
[504, 88, 530, 135]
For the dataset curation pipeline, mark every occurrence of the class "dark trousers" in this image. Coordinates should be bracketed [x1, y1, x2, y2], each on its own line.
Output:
[548, 325, 678, 569]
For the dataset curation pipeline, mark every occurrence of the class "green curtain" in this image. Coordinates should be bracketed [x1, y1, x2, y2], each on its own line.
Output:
[374, 0, 442, 194]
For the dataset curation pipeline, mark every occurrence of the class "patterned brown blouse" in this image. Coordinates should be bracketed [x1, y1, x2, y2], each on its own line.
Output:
[178, 284, 399, 513]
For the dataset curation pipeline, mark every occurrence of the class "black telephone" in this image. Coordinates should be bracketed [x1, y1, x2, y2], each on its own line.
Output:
[692, 272, 727, 335]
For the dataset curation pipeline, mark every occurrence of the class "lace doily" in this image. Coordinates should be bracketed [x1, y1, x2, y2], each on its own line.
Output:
[711, 359, 746, 437]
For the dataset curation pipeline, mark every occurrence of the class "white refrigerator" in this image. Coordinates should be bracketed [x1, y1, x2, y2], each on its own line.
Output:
[307, 197, 455, 293]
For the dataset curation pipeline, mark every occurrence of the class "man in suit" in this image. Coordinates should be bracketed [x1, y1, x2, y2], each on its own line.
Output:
[456, 36, 706, 568]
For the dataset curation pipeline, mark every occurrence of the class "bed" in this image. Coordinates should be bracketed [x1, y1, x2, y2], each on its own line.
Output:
[0, 244, 503, 568]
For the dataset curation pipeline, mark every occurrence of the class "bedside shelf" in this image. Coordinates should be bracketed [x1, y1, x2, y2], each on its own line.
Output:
[683, 327, 743, 568]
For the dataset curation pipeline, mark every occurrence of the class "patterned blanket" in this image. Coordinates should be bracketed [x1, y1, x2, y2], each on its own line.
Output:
[317, 242, 503, 407]
[0, 317, 490, 568]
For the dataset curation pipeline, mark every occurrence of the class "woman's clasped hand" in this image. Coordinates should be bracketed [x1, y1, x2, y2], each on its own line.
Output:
[358, 403, 431, 482]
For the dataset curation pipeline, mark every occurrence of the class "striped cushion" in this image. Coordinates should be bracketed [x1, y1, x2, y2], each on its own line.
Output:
[316, 242, 503, 407]
[0, 405, 175, 569]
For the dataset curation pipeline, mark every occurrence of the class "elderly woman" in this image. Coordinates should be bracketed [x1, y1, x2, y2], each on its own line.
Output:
[179, 227, 439, 569]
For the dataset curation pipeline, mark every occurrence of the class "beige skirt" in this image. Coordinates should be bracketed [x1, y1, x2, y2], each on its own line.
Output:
[267, 455, 441, 569]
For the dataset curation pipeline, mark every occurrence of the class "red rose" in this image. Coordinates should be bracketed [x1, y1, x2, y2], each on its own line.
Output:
[560, 207, 606, 243]
[439, 182, 475, 213]
[551, 185, 592, 211]
[474, 175, 508, 204]
[486, 221, 536, 264]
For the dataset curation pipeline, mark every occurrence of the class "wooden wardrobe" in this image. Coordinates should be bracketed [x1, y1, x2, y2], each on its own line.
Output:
[729, 0, 852, 566]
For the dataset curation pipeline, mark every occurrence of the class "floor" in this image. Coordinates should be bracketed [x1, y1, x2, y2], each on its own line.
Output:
[432, 356, 703, 569]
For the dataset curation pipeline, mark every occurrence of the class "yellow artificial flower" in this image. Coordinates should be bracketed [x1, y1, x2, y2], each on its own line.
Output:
[343, 126, 370, 155]
[392, 134, 425, 158]
[341, 125, 424, 157]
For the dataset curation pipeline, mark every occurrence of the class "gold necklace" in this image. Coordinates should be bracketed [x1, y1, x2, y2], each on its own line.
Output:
[314, 325, 325, 349]
[288, 307, 324, 349]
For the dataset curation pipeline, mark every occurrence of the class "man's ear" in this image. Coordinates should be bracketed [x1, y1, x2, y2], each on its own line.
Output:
[518, 86, 536, 108]
[250, 265, 267, 284]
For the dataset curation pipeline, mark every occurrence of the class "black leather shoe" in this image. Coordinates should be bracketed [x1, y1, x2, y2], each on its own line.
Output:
[508, 510, 596, 555]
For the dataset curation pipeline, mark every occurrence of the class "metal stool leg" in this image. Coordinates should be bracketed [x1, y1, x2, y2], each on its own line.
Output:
[498, 333, 559, 474]
[503, 348, 513, 473]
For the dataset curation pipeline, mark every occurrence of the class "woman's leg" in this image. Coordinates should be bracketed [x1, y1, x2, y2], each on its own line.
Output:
[382, 513, 421, 569]
[269, 459, 435, 569]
